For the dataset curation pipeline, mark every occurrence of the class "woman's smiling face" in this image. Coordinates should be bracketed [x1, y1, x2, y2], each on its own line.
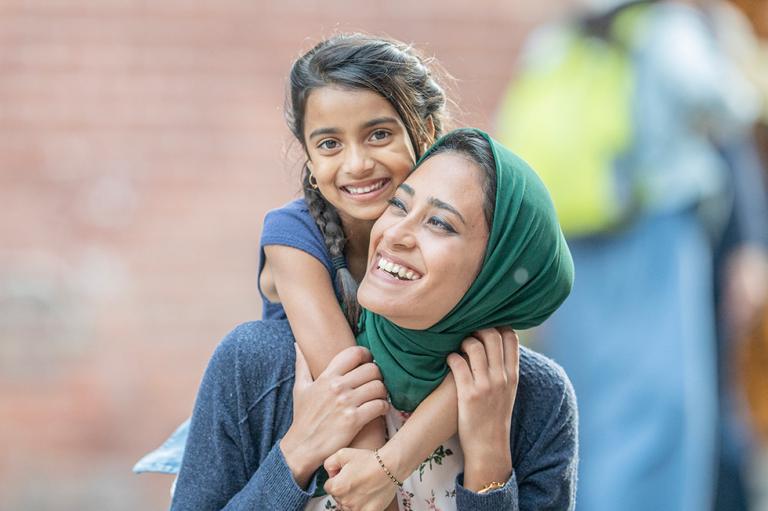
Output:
[357, 152, 490, 329]
[303, 86, 417, 226]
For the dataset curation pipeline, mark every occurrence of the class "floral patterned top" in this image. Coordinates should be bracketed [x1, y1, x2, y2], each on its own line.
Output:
[306, 406, 463, 511]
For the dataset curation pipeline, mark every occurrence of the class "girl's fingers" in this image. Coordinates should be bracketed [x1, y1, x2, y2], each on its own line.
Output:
[461, 336, 489, 382]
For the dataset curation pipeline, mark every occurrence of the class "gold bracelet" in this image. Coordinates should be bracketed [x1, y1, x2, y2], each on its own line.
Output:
[373, 449, 403, 488]
[477, 481, 506, 494]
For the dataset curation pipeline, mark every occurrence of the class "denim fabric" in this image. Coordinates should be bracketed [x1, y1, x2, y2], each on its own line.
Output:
[133, 419, 189, 474]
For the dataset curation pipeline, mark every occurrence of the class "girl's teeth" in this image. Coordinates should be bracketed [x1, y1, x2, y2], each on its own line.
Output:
[347, 180, 385, 195]
[405, 270, 414, 279]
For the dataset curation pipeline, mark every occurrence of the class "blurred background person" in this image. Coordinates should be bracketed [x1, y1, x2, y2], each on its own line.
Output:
[714, 1, 768, 509]
[496, 0, 767, 510]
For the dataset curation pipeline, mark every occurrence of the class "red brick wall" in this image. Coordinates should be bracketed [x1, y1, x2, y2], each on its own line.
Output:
[0, 1, 572, 508]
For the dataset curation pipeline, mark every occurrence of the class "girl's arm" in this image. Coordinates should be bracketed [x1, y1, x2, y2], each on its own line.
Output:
[264, 245, 387, 449]
[322, 374, 459, 511]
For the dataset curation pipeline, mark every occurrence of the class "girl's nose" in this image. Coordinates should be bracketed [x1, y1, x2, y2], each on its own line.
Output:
[343, 145, 375, 176]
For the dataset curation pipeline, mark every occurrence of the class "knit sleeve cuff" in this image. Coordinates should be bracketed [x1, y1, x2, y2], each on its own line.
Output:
[253, 443, 318, 509]
[455, 470, 519, 511]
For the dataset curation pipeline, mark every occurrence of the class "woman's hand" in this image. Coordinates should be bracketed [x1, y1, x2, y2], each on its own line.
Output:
[323, 448, 399, 511]
[447, 327, 519, 492]
[280, 344, 390, 489]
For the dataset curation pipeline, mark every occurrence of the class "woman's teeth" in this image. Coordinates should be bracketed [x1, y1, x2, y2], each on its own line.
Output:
[377, 257, 421, 281]
[344, 179, 386, 195]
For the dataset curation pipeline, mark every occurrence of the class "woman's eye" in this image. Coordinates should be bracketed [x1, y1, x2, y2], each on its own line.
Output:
[318, 139, 339, 151]
[387, 197, 407, 214]
[370, 130, 390, 142]
[428, 216, 457, 234]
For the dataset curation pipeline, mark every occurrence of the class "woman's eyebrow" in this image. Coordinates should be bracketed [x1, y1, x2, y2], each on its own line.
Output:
[398, 183, 415, 195]
[429, 197, 466, 225]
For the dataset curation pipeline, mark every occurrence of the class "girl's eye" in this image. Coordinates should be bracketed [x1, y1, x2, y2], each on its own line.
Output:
[387, 196, 407, 214]
[428, 216, 457, 234]
[318, 139, 339, 151]
[370, 130, 391, 142]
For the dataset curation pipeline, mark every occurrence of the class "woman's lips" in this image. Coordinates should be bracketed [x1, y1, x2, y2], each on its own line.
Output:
[370, 253, 423, 284]
[340, 178, 391, 202]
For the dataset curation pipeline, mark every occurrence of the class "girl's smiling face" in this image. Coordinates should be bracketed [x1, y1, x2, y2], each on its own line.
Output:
[303, 86, 417, 227]
[357, 152, 490, 329]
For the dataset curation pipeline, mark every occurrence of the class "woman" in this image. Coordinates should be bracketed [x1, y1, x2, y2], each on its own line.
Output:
[170, 129, 577, 510]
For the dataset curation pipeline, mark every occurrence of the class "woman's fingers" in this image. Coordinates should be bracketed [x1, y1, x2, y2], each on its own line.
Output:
[325, 346, 373, 378]
[500, 327, 520, 380]
[473, 328, 504, 376]
[354, 399, 390, 426]
[349, 378, 388, 406]
[447, 352, 472, 389]
[342, 362, 383, 389]
[293, 343, 313, 392]
[461, 336, 489, 382]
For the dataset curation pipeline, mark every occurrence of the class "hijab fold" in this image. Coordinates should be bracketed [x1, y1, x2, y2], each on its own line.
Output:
[356, 128, 574, 412]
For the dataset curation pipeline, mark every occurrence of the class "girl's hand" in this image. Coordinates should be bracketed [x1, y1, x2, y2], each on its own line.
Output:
[447, 327, 519, 491]
[323, 448, 399, 511]
[280, 345, 390, 488]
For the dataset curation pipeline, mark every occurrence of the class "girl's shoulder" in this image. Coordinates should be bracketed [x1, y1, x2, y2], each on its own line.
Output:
[261, 198, 333, 274]
[262, 198, 320, 242]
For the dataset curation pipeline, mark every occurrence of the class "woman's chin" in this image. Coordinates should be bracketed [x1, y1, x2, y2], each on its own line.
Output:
[358, 281, 434, 330]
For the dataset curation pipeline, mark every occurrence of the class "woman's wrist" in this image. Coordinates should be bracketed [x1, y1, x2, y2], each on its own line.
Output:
[462, 448, 512, 492]
[279, 434, 319, 489]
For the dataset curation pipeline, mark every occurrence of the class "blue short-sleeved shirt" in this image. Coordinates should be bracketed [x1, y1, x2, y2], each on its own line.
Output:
[258, 198, 340, 319]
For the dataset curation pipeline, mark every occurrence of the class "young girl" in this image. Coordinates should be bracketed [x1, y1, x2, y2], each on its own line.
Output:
[260, 33, 471, 505]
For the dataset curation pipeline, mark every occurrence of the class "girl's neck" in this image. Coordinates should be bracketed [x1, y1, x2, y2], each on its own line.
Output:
[339, 215, 374, 282]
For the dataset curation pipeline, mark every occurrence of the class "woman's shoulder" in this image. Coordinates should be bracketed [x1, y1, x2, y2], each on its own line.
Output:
[515, 346, 577, 433]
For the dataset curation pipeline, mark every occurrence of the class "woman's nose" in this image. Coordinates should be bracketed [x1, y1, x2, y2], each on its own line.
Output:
[342, 145, 374, 176]
[382, 216, 417, 249]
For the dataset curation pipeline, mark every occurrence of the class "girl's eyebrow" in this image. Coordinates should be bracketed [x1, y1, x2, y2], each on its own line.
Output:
[308, 116, 400, 141]
[360, 116, 399, 130]
[397, 183, 466, 225]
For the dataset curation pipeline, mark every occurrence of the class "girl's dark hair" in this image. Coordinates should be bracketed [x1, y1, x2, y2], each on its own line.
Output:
[421, 129, 497, 230]
[286, 33, 449, 331]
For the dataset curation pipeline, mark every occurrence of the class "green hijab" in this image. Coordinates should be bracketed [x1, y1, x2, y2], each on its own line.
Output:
[356, 128, 574, 412]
